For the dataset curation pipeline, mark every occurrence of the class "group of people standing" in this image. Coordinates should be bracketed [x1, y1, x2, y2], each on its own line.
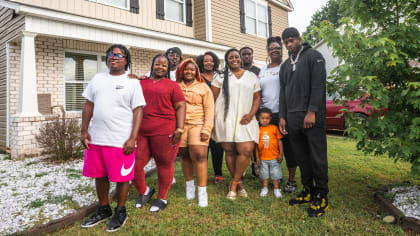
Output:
[79, 27, 329, 232]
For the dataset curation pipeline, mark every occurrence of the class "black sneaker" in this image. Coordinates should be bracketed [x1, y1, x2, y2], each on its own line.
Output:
[81, 204, 112, 228]
[284, 180, 297, 193]
[289, 186, 313, 206]
[136, 188, 155, 208]
[106, 206, 128, 232]
[307, 193, 329, 217]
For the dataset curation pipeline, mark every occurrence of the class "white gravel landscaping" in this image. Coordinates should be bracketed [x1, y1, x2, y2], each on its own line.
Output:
[0, 154, 156, 235]
[391, 186, 420, 220]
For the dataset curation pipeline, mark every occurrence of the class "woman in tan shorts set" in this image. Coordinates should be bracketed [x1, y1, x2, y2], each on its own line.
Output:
[176, 59, 215, 207]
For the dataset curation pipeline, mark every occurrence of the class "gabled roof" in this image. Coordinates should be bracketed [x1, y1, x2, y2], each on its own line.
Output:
[268, 0, 294, 12]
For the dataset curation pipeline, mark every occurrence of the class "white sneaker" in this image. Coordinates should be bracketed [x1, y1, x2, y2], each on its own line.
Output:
[198, 187, 208, 207]
[172, 177, 176, 184]
[186, 180, 195, 200]
[274, 189, 282, 198]
[260, 187, 269, 197]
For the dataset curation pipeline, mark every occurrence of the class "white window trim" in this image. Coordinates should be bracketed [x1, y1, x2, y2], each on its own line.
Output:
[63, 49, 107, 113]
[89, 0, 130, 11]
[245, 0, 269, 38]
[164, 0, 186, 24]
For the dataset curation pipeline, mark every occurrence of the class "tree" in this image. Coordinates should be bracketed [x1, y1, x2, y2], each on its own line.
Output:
[318, 0, 420, 177]
[302, 0, 343, 46]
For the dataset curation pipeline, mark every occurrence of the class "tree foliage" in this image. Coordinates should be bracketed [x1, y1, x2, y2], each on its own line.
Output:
[318, 0, 420, 176]
[302, 0, 343, 46]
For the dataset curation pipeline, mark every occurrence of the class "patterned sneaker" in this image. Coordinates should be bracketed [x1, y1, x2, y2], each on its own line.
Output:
[307, 193, 329, 217]
[284, 180, 297, 193]
[289, 186, 313, 206]
[81, 204, 112, 228]
[214, 176, 224, 184]
[106, 206, 127, 232]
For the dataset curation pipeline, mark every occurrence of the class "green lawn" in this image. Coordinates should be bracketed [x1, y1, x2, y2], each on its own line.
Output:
[55, 136, 418, 235]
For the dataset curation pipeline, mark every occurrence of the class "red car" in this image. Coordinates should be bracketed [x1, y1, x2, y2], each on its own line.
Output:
[326, 94, 372, 131]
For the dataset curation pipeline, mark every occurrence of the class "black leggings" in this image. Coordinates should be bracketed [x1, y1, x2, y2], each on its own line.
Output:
[209, 139, 224, 176]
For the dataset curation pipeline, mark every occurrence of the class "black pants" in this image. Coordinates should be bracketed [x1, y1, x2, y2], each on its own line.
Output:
[271, 113, 297, 169]
[286, 111, 329, 194]
[209, 139, 224, 176]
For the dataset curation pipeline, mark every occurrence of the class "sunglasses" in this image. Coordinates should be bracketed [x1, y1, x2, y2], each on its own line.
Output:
[107, 52, 126, 59]
[268, 47, 282, 51]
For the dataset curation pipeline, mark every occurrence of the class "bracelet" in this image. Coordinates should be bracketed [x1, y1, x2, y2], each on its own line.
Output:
[176, 128, 184, 133]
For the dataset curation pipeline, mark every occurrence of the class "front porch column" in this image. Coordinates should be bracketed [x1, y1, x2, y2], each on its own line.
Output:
[17, 31, 41, 117]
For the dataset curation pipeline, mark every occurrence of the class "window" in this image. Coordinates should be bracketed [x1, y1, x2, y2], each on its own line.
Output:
[244, 0, 268, 38]
[165, 0, 185, 23]
[89, 0, 129, 10]
[64, 52, 107, 111]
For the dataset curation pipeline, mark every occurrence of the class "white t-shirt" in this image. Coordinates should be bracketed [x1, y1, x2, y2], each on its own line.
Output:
[258, 64, 281, 113]
[146, 69, 177, 81]
[82, 72, 146, 148]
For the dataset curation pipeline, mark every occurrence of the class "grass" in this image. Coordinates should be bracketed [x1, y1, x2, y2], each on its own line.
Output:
[53, 136, 418, 235]
[35, 172, 48, 178]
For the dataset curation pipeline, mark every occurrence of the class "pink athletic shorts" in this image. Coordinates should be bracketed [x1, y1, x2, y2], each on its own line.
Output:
[82, 144, 135, 183]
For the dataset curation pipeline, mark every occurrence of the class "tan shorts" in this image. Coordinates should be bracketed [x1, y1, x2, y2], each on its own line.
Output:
[179, 124, 210, 147]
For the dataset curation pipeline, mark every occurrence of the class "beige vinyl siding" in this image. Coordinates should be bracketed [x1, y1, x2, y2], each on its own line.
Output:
[194, 0, 206, 41]
[269, 2, 289, 61]
[0, 7, 25, 149]
[14, 0, 195, 38]
[211, 0, 288, 62]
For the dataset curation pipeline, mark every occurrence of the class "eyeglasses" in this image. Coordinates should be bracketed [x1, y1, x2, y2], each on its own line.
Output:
[107, 52, 125, 59]
[268, 47, 282, 51]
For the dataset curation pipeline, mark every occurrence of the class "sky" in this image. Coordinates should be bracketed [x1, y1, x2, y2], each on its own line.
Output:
[288, 0, 330, 34]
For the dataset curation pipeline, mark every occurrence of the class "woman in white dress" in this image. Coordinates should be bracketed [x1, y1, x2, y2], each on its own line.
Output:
[211, 48, 261, 200]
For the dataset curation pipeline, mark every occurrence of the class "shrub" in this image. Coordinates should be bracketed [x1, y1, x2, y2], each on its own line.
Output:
[36, 109, 83, 161]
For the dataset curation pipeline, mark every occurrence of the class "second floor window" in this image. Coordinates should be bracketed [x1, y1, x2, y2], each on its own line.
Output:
[244, 0, 268, 38]
[165, 0, 185, 23]
[90, 0, 129, 10]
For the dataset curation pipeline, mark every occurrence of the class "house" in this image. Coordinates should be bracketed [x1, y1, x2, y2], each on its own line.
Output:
[0, 0, 293, 158]
[314, 40, 339, 77]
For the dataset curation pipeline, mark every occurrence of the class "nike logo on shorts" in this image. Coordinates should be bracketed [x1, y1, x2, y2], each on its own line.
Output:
[121, 160, 135, 176]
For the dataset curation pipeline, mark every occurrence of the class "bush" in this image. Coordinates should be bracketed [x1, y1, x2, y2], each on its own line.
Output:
[36, 111, 83, 161]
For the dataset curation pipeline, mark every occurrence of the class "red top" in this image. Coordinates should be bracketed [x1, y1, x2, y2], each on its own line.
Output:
[139, 78, 185, 136]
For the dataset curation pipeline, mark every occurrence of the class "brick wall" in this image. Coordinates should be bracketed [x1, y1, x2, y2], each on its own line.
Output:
[9, 36, 174, 158]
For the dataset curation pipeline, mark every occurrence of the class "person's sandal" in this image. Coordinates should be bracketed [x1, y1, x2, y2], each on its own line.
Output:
[149, 199, 167, 212]
[226, 191, 237, 200]
[136, 188, 156, 208]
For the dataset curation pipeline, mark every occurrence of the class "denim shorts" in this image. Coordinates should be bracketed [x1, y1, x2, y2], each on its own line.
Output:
[260, 159, 283, 180]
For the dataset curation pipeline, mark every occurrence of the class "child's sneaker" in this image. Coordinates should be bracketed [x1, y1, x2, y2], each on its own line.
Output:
[289, 186, 313, 206]
[307, 193, 329, 217]
[284, 180, 297, 193]
[274, 189, 282, 198]
[260, 187, 269, 197]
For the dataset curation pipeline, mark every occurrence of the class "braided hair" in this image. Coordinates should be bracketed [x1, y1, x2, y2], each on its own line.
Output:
[149, 54, 170, 79]
[221, 48, 240, 120]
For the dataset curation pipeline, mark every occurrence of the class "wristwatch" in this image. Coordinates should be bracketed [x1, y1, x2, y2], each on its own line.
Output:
[175, 128, 185, 134]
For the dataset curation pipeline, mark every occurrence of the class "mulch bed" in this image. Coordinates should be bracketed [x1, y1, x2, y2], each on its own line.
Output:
[374, 185, 420, 234]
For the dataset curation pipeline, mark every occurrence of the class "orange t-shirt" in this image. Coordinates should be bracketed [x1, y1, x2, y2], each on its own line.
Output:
[258, 125, 283, 160]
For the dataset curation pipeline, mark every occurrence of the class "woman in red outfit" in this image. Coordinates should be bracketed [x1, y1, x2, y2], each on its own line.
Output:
[133, 54, 186, 212]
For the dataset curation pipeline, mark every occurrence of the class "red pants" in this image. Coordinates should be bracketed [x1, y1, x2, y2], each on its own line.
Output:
[133, 134, 179, 199]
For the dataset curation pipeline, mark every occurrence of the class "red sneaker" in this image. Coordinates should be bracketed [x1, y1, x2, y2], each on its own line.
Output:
[214, 176, 224, 184]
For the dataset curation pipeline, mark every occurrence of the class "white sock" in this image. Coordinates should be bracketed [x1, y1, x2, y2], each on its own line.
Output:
[198, 186, 208, 207]
[186, 180, 195, 200]
[149, 199, 167, 212]
[143, 186, 150, 195]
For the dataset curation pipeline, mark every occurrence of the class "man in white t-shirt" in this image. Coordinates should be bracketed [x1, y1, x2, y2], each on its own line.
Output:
[80, 44, 146, 232]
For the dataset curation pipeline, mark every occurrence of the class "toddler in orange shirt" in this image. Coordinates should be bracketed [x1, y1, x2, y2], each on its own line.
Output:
[255, 108, 284, 198]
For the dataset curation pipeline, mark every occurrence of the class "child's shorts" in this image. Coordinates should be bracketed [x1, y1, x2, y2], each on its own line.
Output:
[82, 144, 135, 182]
[179, 124, 210, 148]
[260, 159, 283, 180]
